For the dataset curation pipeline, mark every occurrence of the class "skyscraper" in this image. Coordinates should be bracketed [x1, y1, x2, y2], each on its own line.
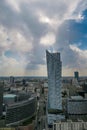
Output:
[0, 82, 3, 117]
[46, 50, 64, 125]
[10, 76, 15, 85]
[74, 71, 79, 81]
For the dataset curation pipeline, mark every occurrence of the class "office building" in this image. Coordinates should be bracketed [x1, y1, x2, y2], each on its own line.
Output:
[3, 94, 17, 105]
[5, 97, 36, 126]
[46, 50, 64, 125]
[74, 72, 79, 81]
[67, 96, 87, 120]
[0, 82, 3, 117]
[10, 76, 15, 85]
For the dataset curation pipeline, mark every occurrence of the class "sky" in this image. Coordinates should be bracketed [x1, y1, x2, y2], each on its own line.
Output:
[0, 0, 87, 76]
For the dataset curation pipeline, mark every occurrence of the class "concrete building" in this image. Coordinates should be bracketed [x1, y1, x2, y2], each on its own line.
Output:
[53, 120, 87, 130]
[5, 97, 36, 126]
[46, 50, 64, 125]
[3, 94, 17, 105]
[67, 96, 87, 119]
[0, 82, 3, 117]
[82, 82, 87, 92]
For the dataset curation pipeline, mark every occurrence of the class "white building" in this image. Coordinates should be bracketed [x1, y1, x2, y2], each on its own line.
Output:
[53, 121, 87, 130]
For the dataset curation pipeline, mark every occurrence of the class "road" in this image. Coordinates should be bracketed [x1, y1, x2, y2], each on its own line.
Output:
[35, 93, 53, 130]
[35, 94, 49, 130]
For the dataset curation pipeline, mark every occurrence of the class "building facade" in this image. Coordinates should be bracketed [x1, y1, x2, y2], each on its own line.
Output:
[0, 82, 3, 117]
[5, 97, 36, 126]
[53, 121, 87, 130]
[74, 72, 79, 81]
[10, 76, 15, 85]
[67, 97, 87, 115]
[46, 50, 63, 125]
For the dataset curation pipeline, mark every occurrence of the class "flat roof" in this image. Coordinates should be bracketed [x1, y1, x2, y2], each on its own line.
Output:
[71, 96, 83, 100]
[4, 94, 17, 98]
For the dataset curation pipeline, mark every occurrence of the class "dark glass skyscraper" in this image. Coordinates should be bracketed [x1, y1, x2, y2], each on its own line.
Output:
[74, 71, 79, 81]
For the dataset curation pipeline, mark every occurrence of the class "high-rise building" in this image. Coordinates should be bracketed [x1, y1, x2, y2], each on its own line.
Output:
[74, 71, 79, 81]
[10, 76, 15, 85]
[46, 50, 64, 125]
[0, 82, 3, 117]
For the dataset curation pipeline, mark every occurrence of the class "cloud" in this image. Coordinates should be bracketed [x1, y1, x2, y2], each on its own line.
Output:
[0, 0, 87, 76]
[40, 32, 56, 46]
[69, 44, 87, 75]
[0, 54, 26, 76]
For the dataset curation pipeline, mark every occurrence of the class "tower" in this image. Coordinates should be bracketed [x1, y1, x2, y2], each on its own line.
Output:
[74, 71, 79, 81]
[0, 82, 3, 117]
[10, 76, 14, 85]
[46, 50, 64, 125]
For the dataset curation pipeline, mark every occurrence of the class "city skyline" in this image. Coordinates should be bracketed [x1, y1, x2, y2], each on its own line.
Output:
[0, 1, 87, 76]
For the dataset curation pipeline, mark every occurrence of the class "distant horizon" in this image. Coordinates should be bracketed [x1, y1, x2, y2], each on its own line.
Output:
[0, 75, 87, 78]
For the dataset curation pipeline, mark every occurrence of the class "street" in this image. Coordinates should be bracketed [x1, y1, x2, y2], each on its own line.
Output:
[36, 94, 49, 130]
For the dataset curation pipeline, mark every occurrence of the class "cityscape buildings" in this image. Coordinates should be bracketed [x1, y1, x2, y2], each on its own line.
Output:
[0, 52, 87, 130]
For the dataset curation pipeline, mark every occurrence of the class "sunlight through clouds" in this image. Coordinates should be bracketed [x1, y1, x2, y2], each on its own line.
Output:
[40, 32, 56, 46]
[0, 0, 87, 76]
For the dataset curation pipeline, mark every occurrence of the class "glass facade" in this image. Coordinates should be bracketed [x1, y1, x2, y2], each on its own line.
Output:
[5, 98, 36, 125]
[46, 50, 62, 110]
[0, 83, 3, 116]
[46, 50, 63, 125]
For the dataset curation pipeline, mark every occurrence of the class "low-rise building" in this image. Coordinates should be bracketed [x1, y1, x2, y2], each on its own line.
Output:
[53, 120, 87, 130]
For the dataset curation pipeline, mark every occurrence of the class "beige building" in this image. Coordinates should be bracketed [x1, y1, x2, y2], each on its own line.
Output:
[53, 120, 87, 130]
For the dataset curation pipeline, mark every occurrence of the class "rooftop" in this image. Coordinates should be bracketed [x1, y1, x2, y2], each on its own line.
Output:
[4, 94, 17, 98]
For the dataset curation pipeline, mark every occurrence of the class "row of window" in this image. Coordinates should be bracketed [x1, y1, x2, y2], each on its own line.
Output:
[5, 98, 36, 125]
